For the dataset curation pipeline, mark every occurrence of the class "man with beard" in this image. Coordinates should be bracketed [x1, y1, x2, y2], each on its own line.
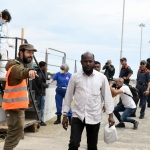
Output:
[62, 52, 115, 150]
[2, 43, 38, 150]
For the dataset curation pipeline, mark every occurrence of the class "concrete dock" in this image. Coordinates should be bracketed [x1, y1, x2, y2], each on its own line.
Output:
[0, 105, 150, 150]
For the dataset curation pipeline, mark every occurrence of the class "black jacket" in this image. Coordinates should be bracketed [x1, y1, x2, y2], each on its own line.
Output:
[33, 69, 48, 96]
[103, 64, 115, 80]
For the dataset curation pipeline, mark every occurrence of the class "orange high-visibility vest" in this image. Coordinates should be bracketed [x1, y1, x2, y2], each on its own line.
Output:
[2, 65, 29, 110]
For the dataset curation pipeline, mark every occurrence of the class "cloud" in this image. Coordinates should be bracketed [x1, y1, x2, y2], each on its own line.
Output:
[1, 0, 150, 78]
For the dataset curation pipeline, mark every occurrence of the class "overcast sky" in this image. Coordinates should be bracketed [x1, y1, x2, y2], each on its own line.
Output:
[1, 0, 150, 79]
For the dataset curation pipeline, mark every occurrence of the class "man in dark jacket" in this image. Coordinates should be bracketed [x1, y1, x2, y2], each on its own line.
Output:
[34, 61, 49, 126]
[102, 60, 115, 81]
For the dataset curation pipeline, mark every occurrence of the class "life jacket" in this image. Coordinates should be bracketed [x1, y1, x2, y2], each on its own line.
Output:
[2, 65, 29, 110]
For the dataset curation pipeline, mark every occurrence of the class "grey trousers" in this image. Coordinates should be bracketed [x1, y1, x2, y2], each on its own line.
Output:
[3, 109, 25, 150]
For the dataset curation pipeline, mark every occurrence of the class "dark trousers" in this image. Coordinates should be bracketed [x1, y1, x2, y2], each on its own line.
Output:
[114, 104, 136, 123]
[4, 109, 25, 150]
[147, 93, 150, 106]
[68, 117, 100, 150]
[137, 85, 148, 116]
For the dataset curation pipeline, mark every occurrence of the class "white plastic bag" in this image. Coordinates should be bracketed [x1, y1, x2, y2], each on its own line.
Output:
[104, 123, 118, 144]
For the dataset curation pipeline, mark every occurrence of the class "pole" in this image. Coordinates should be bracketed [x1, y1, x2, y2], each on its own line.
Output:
[140, 26, 142, 61]
[74, 60, 77, 73]
[120, 0, 125, 60]
[139, 23, 145, 61]
[45, 49, 48, 79]
[21, 28, 24, 44]
[119, 0, 126, 70]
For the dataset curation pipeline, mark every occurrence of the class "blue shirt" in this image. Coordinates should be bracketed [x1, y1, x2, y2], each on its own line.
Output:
[52, 72, 72, 87]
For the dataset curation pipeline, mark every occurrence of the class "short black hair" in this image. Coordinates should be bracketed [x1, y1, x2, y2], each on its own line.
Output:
[2, 9, 12, 22]
[94, 61, 101, 65]
[39, 61, 47, 67]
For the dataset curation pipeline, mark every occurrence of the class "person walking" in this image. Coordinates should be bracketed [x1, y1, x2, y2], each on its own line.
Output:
[2, 43, 38, 150]
[102, 60, 115, 81]
[62, 52, 115, 150]
[0, 9, 14, 78]
[34, 61, 49, 126]
[136, 60, 150, 119]
[49, 64, 72, 125]
[119, 57, 133, 85]
[110, 78, 139, 129]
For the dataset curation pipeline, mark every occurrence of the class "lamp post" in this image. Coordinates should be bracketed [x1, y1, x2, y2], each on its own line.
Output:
[120, 0, 126, 60]
[139, 23, 145, 61]
[119, 0, 126, 70]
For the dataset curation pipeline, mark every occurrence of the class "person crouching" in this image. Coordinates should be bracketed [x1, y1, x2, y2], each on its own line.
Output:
[110, 78, 139, 129]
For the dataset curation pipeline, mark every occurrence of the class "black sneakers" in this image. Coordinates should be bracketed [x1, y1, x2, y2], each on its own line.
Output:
[40, 121, 47, 126]
[139, 115, 144, 119]
[115, 122, 125, 128]
[133, 121, 139, 130]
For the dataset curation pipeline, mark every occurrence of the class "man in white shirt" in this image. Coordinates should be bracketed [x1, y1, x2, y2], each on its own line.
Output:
[62, 52, 115, 150]
[110, 78, 139, 129]
[0, 9, 14, 78]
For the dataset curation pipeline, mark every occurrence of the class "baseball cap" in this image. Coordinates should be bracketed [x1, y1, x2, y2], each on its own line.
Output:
[120, 57, 127, 61]
[19, 43, 37, 52]
[140, 60, 146, 64]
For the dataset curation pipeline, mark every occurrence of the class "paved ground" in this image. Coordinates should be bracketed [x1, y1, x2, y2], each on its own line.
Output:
[0, 105, 150, 150]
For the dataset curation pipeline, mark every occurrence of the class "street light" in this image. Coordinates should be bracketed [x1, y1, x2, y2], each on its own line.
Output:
[139, 23, 145, 61]
[120, 0, 126, 60]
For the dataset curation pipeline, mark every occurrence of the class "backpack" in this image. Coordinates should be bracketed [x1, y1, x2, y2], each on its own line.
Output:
[124, 85, 139, 105]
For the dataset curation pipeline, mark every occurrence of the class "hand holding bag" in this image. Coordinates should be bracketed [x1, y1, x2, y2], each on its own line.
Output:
[104, 123, 118, 144]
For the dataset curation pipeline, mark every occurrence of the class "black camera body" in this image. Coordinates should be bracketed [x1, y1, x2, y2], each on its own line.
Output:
[109, 79, 118, 89]
[112, 82, 117, 88]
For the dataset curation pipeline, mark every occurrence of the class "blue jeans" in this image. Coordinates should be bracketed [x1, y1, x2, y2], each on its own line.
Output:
[55, 87, 72, 116]
[36, 95, 45, 121]
[114, 104, 136, 123]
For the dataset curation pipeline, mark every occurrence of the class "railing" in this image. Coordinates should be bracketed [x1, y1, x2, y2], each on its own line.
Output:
[0, 36, 28, 59]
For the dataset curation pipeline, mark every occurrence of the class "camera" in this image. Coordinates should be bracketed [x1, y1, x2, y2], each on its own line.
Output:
[106, 62, 108, 65]
[112, 82, 117, 88]
[109, 79, 117, 89]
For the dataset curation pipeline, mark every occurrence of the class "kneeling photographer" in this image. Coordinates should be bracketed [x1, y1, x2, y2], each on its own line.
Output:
[110, 78, 139, 130]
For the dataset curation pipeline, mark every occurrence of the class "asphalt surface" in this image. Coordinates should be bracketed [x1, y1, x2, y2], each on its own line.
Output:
[0, 104, 150, 150]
